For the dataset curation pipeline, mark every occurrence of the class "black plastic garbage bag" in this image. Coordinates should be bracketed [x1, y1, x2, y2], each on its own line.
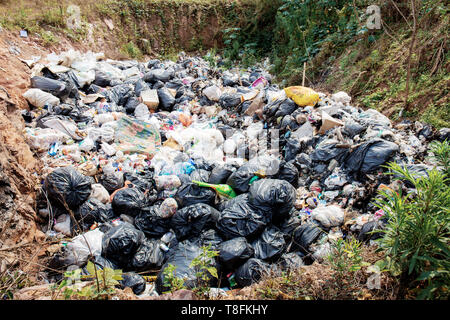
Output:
[143, 69, 174, 83]
[123, 171, 155, 193]
[94, 70, 112, 87]
[125, 97, 141, 114]
[99, 171, 124, 193]
[219, 93, 241, 109]
[310, 141, 349, 163]
[291, 220, 324, 254]
[218, 237, 254, 270]
[234, 258, 268, 287]
[134, 79, 150, 96]
[217, 193, 248, 212]
[248, 179, 296, 224]
[112, 188, 147, 217]
[156, 241, 218, 294]
[284, 138, 302, 162]
[75, 198, 116, 231]
[134, 205, 172, 238]
[101, 84, 132, 106]
[194, 229, 223, 250]
[274, 99, 297, 118]
[279, 210, 302, 240]
[251, 226, 286, 261]
[129, 238, 166, 271]
[102, 222, 145, 267]
[189, 169, 211, 183]
[343, 122, 365, 138]
[226, 162, 259, 194]
[216, 197, 269, 240]
[157, 87, 176, 111]
[30, 76, 72, 100]
[276, 161, 299, 188]
[45, 166, 92, 209]
[208, 165, 235, 184]
[119, 272, 146, 295]
[279, 252, 304, 269]
[358, 220, 384, 242]
[93, 255, 118, 270]
[171, 203, 220, 241]
[175, 183, 216, 208]
[344, 138, 399, 175]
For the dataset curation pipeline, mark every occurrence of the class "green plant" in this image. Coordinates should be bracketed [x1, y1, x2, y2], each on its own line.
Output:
[162, 264, 186, 294]
[374, 160, 450, 300]
[429, 140, 450, 176]
[41, 30, 58, 46]
[327, 238, 370, 278]
[189, 244, 219, 297]
[121, 41, 142, 59]
[53, 261, 123, 300]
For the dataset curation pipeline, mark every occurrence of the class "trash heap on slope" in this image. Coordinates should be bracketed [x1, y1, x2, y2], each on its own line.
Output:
[21, 49, 449, 297]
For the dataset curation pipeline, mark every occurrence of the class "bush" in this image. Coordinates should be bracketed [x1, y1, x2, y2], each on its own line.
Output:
[374, 144, 450, 299]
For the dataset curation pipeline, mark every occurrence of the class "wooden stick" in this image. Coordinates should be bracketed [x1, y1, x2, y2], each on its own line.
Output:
[302, 62, 306, 87]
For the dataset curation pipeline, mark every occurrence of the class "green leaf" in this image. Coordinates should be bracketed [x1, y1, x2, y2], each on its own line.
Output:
[86, 261, 96, 276]
[206, 267, 218, 279]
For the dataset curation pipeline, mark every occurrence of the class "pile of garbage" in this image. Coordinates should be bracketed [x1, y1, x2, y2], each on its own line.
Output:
[22, 50, 448, 297]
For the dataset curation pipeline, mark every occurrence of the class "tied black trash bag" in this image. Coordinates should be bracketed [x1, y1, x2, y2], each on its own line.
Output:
[156, 240, 218, 294]
[30, 76, 72, 100]
[194, 229, 223, 250]
[216, 196, 269, 240]
[125, 97, 141, 114]
[248, 179, 296, 225]
[134, 79, 150, 96]
[291, 220, 324, 254]
[175, 183, 216, 209]
[208, 165, 235, 184]
[358, 220, 385, 243]
[274, 99, 297, 118]
[251, 226, 286, 261]
[99, 171, 124, 193]
[45, 166, 92, 210]
[344, 138, 399, 175]
[102, 222, 145, 268]
[129, 238, 166, 271]
[284, 138, 302, 162]
[310, 140, 349, 163]
[134, 205, 172, 238]
[94, 70, 112, 87]
[276, 161, 299, 188]
[112, 188, 147, 217]
[218, 237, 254, 270]
[93, 255, 118, 270]
[118, 272, 146, 295]
[219, 93, 241, 109]
[171, 203, 220, 241]
[75, 198, 116, 231]
[279, 209, 302, 241]
[226, 163, 259, 194]
[234, 258, 269, 287]
[157, 87, 176, 111]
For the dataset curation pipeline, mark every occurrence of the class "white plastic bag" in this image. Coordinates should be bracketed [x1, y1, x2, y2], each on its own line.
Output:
[23, 88, 60, 108]
[311, 205, 344, 228]
[79, 137, 95, 152]
[90, 183, 110, 204]
[65, 229, 104, 266]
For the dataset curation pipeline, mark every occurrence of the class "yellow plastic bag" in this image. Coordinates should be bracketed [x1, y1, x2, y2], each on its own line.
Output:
[284, 86, 320, 107]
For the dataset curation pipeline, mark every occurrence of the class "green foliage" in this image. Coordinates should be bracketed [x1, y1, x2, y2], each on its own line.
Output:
[189, 244, 219, 296]
[53, 261, 123, 300]
[162, 264, 186, 294]
[121, 41, 142, 59]
[41, 30, 58, 47]
[327, 238, 370, 278]
[0, 271, 33, 300]
[374, 158, 450, 300]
